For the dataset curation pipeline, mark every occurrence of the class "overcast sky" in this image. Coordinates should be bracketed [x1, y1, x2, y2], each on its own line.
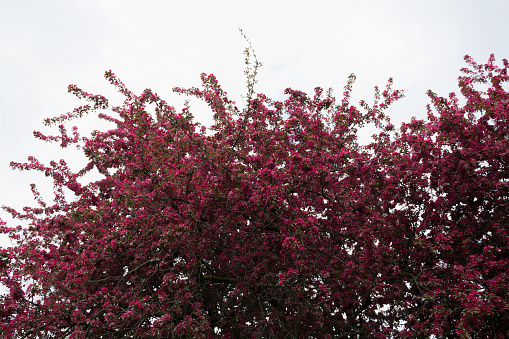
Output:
[1, 0, 509, 241]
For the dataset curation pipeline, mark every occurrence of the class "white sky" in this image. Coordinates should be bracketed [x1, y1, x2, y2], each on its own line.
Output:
[1, 0, 508, 240]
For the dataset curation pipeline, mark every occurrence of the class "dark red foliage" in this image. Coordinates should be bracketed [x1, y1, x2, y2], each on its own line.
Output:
[1, 54, 508, 338]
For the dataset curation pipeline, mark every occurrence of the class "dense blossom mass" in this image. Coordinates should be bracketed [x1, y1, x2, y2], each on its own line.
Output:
[0, 54, 508, 338]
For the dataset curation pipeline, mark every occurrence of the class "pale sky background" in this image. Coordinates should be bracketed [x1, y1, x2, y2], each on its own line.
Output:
[1, 0, 509, 245]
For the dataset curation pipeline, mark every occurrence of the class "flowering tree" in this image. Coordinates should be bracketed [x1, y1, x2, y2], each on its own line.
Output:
[1, 51, 508, 338]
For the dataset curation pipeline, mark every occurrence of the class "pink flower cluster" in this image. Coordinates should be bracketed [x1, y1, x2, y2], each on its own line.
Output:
[1, 55, 508, 337]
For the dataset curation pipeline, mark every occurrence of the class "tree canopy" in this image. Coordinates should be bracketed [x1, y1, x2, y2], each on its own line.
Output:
[1, 52, 508, 338]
